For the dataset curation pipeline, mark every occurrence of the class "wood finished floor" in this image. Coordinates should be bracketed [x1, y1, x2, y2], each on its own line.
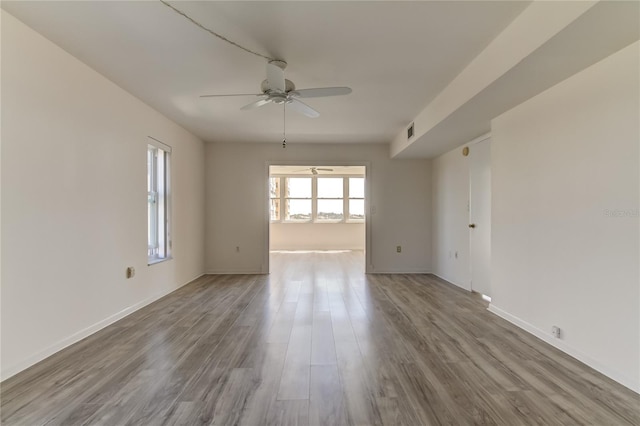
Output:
[1, 251, 638, 425]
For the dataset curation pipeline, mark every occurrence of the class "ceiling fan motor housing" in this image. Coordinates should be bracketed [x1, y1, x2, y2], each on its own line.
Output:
[261, 79, 295, 94]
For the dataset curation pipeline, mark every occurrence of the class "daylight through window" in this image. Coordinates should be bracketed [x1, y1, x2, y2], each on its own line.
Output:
[285, 177, 312, 221]
[270, 175, 365, 223]
[349, 177, 365, 220]
[148, 140, 171, 263]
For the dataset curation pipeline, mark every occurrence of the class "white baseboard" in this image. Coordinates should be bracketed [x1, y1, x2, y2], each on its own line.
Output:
[205, 270, 265, 275]
[270, 247, 365, 251]
[431, 272, 472, 291]
[488, 304, 640, 394]
[369, 269, 431, 274]
[0, 273, 203, 382]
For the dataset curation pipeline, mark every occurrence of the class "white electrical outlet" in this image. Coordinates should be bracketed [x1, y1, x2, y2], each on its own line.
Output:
[552, 326, 561, 338]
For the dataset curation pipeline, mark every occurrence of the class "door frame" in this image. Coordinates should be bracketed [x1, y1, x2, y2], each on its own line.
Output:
[263, 160, 372, 274]
[468, 133, 491, 295]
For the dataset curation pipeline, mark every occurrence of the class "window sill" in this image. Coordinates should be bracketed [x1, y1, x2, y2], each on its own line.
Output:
[148, 256, 172, 266]
[272, 220, 364, 225]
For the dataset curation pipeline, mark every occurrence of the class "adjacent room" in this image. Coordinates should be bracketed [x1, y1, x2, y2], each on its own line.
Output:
[1, 1, 638, 425]
[268, 165, 366, 272]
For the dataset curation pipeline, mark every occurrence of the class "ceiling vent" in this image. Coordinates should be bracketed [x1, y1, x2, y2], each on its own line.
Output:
[407, 122, 414, 140]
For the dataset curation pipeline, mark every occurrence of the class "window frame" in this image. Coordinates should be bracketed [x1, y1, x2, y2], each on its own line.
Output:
[269, 174, 365, 224]
[269, 177, 281, 221]
[283, 176, 313, 223]
[148, 138, 172, 265]
[316, 176, 345, 223]
[347, 177, 365, 223]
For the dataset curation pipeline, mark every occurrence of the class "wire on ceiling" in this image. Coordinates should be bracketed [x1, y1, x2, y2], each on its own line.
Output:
[159, 0, 275, 62]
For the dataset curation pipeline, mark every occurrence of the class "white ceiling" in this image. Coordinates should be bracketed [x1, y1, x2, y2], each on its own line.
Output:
[2, 1, 530, 145]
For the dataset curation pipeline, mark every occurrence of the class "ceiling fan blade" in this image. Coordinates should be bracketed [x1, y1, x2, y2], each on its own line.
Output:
[291, 87, 352, 98]
[316, 168, 334, 171]
[240, 98, 272, 111]
[267, 61, 286, 92]
[287, 99, 320, 118]
[200, 93, 264, 98]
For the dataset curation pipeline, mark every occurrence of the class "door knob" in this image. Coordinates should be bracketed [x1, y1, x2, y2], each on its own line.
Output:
[469, 224, 476, 228]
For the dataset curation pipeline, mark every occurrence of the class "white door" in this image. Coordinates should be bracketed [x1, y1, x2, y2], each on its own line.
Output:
[469, 138, 491, 296]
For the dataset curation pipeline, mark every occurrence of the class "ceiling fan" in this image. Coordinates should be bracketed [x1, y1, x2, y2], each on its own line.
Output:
[295, 167, 334, 175]
[200, 60, 352, 118]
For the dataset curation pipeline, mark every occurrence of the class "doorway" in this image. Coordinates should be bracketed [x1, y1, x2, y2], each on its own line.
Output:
[265, 164, 368, 273]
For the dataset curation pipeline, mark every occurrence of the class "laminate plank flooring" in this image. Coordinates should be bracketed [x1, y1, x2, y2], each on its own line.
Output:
[2, 251, 638, 425]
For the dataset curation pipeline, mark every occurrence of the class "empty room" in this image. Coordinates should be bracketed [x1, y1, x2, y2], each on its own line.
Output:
[1, 1, 638, 425]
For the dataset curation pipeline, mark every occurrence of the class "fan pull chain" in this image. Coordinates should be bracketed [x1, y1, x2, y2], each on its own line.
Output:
[282, 103, 287, 149]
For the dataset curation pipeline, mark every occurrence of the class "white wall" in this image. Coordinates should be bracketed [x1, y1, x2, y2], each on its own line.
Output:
[270, 223, 364, 251]
[490, 42, 639, 392]
[1, 12, 205, 379]
[205, 143, 431, 273]
[431, 145, 471, 290]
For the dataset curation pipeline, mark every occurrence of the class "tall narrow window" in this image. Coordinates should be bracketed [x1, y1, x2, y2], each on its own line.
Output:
[148, 140, 171, 263]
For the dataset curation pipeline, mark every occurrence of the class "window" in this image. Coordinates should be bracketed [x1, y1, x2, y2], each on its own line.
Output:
[148, 140, 171, 263]
[269, 177, 281, 220]
[285, 177, 312, 221]
[348, 177, 365, 220]
[317, 178, 343, 221]
[270, 175, 365, 223]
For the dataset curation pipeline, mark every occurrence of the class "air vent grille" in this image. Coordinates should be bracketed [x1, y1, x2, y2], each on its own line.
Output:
[407, 123, 414, 140]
